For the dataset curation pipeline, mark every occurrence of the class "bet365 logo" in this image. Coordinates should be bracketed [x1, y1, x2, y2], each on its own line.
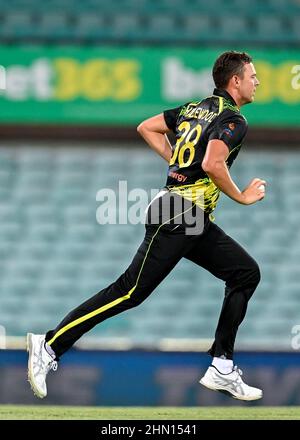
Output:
[291, 65, 300, 90]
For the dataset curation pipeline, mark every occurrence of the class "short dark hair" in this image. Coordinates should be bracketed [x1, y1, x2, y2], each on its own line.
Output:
[212, 51, 252, 89]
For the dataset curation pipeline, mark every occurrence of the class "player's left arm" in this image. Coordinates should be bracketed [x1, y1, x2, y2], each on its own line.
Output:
[137, 114, 173, 162]
[202, 113, 266, 205]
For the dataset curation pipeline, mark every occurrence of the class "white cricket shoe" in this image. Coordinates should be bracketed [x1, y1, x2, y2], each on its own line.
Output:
[27, 333, 58, 399]
[199, 365, 263, 401]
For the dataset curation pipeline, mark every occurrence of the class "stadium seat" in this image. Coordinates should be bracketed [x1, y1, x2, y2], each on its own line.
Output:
[181, 14, 217, 43]
[0, 146, 299, 349]
[0, 11, 34, 40]
[217, 16, 251, 43]
[255, 15, 288, 44]
[75, 13, 113, 42]
[0, 0, 298, 44]
[35, 12, 75, 41]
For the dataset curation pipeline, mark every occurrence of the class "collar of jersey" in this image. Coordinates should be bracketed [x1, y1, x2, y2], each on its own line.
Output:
[213, 88, 237, 106]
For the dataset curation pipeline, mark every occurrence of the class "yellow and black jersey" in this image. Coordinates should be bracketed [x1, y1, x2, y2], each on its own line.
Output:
[163, 88, 248, 214]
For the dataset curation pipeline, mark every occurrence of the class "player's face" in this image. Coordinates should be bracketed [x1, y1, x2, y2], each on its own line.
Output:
[238, 62, 260, 105]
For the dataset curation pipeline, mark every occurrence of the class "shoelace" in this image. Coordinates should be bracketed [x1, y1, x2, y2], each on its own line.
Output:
[232, 366, 244, 384]
[233, 365, 243, 376]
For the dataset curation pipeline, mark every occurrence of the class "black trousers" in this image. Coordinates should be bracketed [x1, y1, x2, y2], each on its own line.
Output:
[46, 196, 260, 360]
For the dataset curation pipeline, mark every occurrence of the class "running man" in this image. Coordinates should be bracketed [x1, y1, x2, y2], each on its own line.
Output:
[28, 51, 264, 401]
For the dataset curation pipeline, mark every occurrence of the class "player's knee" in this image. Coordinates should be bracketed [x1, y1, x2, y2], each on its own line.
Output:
[233, 260, 260, 289]
[127, 292, 148, 308]
[240, 261, 260, 293]
[129, 298, 142, 308]
[249, 261, 261, 287]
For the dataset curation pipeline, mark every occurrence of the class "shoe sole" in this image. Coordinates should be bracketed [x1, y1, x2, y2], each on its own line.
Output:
[199, 378, 263, 401]
[27, 333, 46, 399]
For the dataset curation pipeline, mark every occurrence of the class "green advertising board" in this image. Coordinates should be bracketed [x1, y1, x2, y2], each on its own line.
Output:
[0, 46, 299, 126]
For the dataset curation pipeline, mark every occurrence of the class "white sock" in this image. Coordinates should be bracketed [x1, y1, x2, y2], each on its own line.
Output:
[44, 342, 56, 359]
[212, 357, 233, 374]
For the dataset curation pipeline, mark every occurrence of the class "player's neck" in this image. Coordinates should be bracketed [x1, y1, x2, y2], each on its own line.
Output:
[224, 87, 243, 109]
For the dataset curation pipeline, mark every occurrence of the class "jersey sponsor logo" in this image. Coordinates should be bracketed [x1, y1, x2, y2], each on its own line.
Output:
[168, 171, 188, 183]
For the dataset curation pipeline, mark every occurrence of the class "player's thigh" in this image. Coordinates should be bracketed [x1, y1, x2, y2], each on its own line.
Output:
[128, 224, 192, 289]
[184, 222, 259, 282]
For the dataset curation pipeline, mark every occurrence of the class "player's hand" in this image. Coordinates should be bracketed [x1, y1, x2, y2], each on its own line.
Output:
[240, 178, 266, 205]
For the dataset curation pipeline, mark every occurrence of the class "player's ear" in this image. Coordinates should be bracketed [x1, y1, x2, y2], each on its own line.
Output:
[232, 74, 240, 87]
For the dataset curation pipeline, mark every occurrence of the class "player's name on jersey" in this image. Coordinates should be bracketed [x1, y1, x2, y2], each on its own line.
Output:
[183, 105, 218, 123]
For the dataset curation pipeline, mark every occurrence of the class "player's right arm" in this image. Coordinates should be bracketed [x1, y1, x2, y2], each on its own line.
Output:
[137, 114, 173, 162]
[202, 139, 266, 205]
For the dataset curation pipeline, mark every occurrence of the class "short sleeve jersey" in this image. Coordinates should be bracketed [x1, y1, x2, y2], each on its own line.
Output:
[163, 88, 248, 213]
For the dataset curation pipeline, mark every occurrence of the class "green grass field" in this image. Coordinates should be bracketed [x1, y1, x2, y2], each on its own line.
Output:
[0, 405, 299, 420]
